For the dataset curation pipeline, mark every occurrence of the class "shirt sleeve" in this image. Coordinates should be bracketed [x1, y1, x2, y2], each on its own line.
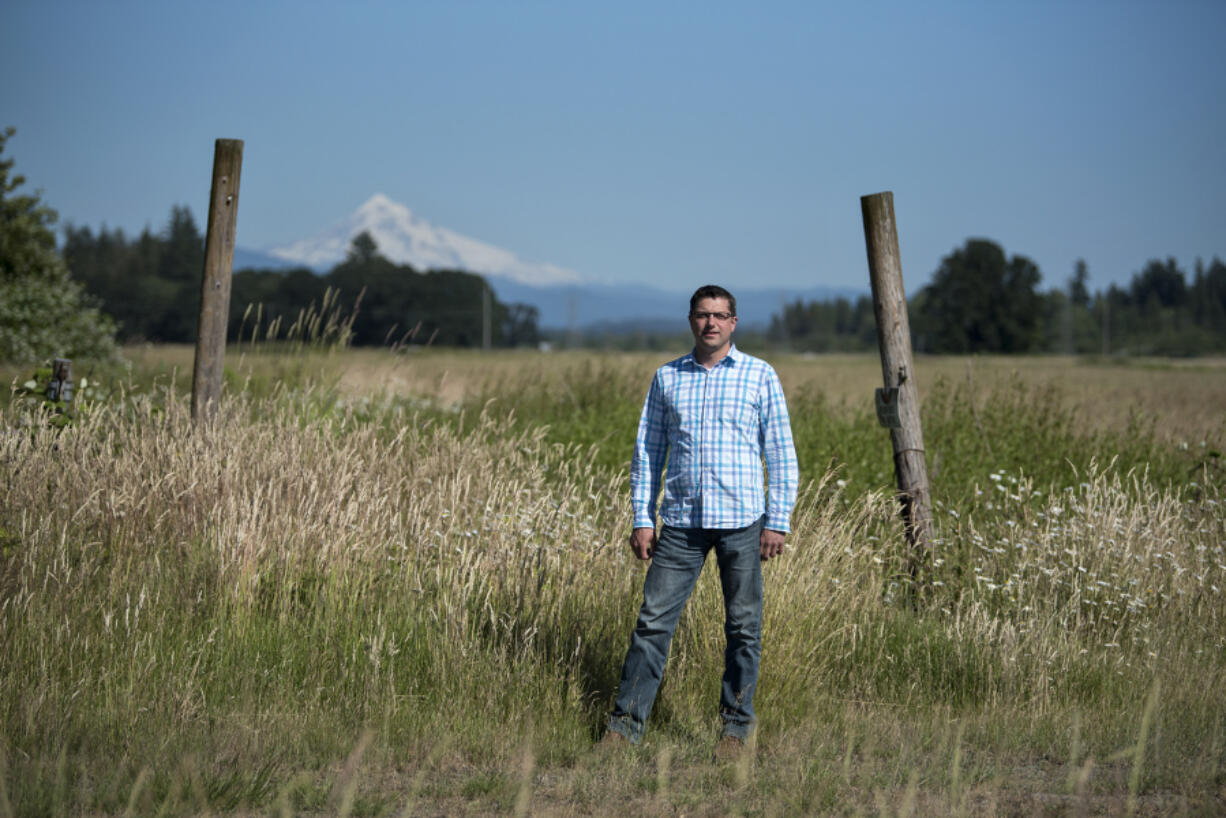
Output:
[759, 367, 799, 533]
[630, 371, 669, 529]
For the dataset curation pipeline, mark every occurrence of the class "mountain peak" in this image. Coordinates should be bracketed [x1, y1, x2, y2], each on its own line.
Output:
[357, 193, 409, 219]
[268, 195, 584, 287]
[364, 192, 397, 208]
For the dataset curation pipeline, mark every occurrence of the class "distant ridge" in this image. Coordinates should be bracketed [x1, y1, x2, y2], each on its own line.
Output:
[266, 194, 583, 286]
[489, 279, 864, 331]
[233, 246, 297, 271]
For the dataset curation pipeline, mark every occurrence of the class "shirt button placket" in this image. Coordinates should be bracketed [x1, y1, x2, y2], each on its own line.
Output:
[701, 367, 712, 528]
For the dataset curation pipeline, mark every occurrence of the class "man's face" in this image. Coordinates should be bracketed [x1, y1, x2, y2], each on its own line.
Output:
[689, 296, 737, 355]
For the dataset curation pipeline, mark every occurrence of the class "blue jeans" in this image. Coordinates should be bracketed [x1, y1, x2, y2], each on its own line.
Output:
[607, 517, 764, 744]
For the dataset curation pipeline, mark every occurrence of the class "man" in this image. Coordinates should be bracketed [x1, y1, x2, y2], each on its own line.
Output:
[604, 284, 799, 752]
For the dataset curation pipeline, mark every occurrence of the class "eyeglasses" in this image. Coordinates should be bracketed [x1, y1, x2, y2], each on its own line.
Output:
[690, 311, 734, 322]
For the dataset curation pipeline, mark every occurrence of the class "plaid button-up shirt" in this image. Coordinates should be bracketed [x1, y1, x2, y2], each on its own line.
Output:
[631, 345, 799, 532]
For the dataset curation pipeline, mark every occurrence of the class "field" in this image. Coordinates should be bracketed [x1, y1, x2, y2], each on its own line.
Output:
[2, 344, 1224, 816]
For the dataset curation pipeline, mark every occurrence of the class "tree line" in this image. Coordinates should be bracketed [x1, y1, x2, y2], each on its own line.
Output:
[771, 238, 1226, 356]
[62, 209, 540, 348]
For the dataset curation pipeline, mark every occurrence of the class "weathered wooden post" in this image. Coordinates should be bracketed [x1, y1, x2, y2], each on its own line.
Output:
[860, 191, 932, 579]
[191, 139, 243, 422]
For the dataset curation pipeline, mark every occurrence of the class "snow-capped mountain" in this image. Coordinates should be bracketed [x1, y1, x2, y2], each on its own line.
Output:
[255, 193, 866, 331]
[267, 194, 584, 287]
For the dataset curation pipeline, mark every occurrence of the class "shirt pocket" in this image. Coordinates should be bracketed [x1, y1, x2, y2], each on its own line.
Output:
[718, 394, 758, 427]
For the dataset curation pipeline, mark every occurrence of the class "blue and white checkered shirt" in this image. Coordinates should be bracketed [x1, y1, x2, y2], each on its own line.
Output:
[631, 344, 799, 533]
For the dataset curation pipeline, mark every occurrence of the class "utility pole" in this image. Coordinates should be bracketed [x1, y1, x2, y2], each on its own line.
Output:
[860, 191, 932, 581]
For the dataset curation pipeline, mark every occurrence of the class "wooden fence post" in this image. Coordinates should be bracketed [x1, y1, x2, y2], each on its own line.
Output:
[860, 191, 932, 579]
[191, 139, 243, 422]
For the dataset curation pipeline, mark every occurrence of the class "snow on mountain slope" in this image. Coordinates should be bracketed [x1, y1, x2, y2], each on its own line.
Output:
[267, 194, 584, 286]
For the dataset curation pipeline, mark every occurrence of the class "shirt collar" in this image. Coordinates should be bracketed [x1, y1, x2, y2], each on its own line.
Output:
[685, 343, 741, 369]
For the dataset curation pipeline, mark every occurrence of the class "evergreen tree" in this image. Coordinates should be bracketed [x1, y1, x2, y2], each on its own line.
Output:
[0, 127, 117, 363]
[1193, 258, 1226, 336]
[1056, 259, 1098, 353]
[1070, 259, 1090, 308]
[151, 206, 205, 341]
[766, 295, 876, 352]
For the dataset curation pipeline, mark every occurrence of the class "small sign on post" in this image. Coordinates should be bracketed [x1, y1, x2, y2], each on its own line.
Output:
[861, 191, 933, 583]
[874, 386, 901, 429]
[191, 139, 244, 422]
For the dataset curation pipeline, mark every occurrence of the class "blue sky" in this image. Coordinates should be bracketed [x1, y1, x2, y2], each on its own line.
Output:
[3, 0, 1224, 293]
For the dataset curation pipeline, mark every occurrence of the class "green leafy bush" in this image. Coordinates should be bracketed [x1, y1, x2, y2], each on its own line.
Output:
[12, 363, 109, 427]
[0, 126, 118, 363]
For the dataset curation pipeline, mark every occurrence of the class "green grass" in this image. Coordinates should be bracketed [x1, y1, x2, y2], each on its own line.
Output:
[0, 348, 1223, 815]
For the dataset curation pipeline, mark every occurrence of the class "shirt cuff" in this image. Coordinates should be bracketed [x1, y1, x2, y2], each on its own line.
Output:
[765, 515, 790, 534]
[632, 508, 655, 529]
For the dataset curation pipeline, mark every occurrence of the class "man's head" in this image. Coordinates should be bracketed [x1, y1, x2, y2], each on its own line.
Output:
[688, 284, 738, 360]
[689, 284, 736, 318]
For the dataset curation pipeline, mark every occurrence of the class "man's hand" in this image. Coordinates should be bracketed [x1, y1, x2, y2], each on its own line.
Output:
[630, 527, 657, 561]
[760, 528, 787, 561]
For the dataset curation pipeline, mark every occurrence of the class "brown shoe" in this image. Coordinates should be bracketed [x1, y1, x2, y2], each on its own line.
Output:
[598, 730, 630, 751]
[713, 735, 750, 763]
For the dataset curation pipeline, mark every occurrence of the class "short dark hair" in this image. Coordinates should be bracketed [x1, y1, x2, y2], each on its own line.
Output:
[689, 284, 736, 317]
